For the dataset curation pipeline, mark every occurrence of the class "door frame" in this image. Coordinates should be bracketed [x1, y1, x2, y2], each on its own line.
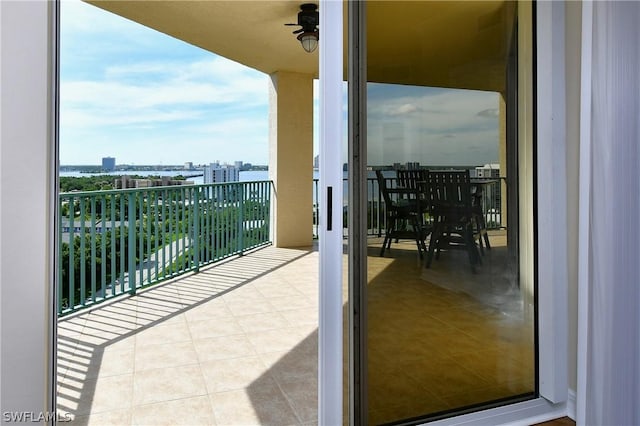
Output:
[318, 0, 345, 424]
[326, 1, 571, 424]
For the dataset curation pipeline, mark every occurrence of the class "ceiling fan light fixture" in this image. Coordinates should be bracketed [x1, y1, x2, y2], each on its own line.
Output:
[297, 31, 319, 53]
[285, 3, 319, 53]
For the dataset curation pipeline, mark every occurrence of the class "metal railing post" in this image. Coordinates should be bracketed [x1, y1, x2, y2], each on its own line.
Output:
[193, 187, 200, 272]
[79, 197, 86, 306]
[238, 184, 244, 254]
[57, 198, 63, 314]
[128, 192, 137, 295]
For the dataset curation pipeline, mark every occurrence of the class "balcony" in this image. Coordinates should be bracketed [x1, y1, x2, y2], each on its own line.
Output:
[57, 178, 531, 424]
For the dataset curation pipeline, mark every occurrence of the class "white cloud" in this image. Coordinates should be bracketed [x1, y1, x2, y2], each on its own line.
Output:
[477, 108, 499, 118]
[388, 103, 423, 116]
[59, 0, 271, 164]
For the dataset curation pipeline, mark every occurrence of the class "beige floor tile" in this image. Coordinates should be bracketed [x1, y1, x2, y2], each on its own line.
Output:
[132, 395, 216, 426]
[68, 408, 132, 426]
[253, 281, 305, 299]
[58, 335, 82, 356]
[57, 375, 85, 413]
[200, 356, 269, 393]
[210, 377, 299, 426]
[62, 373, 133, 416]
[221, 284, 263, 302]
[278, 377, 318, 423]
[71, 330, 131, 350]
[57, 351, 85, 376]
[187, 316, 244, 340]
[260, 346, 317, 385]
[133, 365, 207, 406]
[279, 308, 319, 327]
[174, 279, 212, 296]
[102, 334, 137, 352]
[266, 295, 315, 311]
[235, 311, 290, 333]
[245, 326, 314, 354]
[135, 299, 184, 317]
[193, 334, 257, 362]
[134, 341, 199, 371]
[86, 309, 138, 330]
[136, 310, 187, 328]
[290, 287, 317, 299]
[66, 348, 134, 380]
[134, 321, 192, 346]
[67, 333, 134, 362]
[58, 316, 88, 337]
[184, 299, 232, 322]
[224, 297, 275, 317]
[79, 323, 137, 339]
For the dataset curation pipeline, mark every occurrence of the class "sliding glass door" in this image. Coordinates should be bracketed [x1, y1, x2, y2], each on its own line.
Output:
[347, 2, 536, 424]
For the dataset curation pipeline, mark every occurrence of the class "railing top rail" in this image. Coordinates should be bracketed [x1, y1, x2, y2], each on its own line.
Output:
[311, 176, 506, 182]
[59, 180, 274, 198]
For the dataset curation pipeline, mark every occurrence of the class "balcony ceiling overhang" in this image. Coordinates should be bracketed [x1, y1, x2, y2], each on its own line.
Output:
[88, 0, 513, 93]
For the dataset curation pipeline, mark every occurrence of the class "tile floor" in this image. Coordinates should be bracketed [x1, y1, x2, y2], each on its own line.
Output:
[57, 247, 320, 425]
[57, 235, 534, 425]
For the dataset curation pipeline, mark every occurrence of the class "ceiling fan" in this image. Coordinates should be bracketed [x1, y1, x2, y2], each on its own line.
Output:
[285, 3, 319, 53]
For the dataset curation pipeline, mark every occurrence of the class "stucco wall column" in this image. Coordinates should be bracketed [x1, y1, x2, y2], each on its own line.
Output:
[268, 71, 314, 247]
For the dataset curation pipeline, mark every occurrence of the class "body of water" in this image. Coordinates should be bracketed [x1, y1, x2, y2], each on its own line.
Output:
[59, 169, 271, 185]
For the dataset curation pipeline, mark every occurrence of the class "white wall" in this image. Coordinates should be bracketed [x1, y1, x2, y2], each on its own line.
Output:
[0, 1, 55, 421]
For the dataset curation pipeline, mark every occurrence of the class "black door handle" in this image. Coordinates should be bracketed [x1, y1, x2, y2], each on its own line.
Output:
[327, 186, 333, 231]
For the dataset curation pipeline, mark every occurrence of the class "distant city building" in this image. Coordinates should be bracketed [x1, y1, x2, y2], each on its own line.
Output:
[314, 155, 320, 169]
[203, 162, 240, 184]
[391, 162, 421, 170]
[470, 164, 501, 223]
[406, 162, 420, 170]
[184, 162, 193, 170]
[102, 157, 116, 172]
[113, 175, 193, 189]
[234, 161, 243, 170]
[471, 163, 500, 178]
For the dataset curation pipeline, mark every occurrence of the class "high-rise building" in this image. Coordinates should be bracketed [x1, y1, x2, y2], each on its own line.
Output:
[102, 157, 116, 171]
[471, 163, 500, 178]
[203, 162, 240, 184]
[184, 162, 193, 170]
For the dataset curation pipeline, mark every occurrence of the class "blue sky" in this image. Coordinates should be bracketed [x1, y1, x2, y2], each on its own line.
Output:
[60, 0, 273, 166]
[60, 0, 499, 168]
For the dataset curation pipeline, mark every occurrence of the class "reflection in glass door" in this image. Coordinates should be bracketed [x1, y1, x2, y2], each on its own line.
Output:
[348, 1, 536, 424]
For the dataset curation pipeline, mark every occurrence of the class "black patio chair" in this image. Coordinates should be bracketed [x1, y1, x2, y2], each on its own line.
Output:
[375, 170, 427, 257]
[425, 170, 481, 272]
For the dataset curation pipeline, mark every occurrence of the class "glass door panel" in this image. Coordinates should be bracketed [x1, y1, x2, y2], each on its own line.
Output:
[359, 2, 535, 423]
